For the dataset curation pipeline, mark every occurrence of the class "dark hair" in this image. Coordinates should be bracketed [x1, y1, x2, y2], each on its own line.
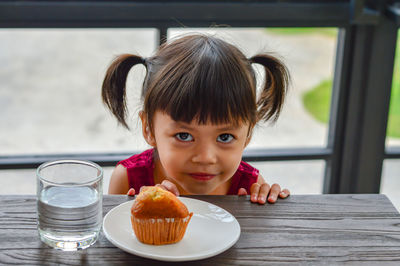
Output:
[102, 34, 289, 132]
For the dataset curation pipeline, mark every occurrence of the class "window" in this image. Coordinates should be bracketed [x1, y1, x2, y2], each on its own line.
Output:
[0, 1, 398, 204]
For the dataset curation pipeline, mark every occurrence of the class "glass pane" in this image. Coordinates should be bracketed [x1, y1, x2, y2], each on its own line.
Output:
[249, 160, 325, 194]
[168, 28, 338, 149]
[380, 159, 400, 212]
[0, 167, 114, 194]
[0, 28, 157, 155]
[386, 30, 400, 148]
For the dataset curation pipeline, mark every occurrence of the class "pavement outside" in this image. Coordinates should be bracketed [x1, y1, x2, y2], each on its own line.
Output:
[0, 28, 399, 211]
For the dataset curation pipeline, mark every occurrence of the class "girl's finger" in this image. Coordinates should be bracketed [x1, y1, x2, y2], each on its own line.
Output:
[155, 183, 168, 192]
[161, 180, 180, 196]
[250, 183, 261, 203]
[257, 183, 271, 204]
[267, 183, 281, 203]
[279, 188, 290, 198]
[156, 181, 178, 196]
[237, 188, 248, 196]
[127, 188, 135, 196]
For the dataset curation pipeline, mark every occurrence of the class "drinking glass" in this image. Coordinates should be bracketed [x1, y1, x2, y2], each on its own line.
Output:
[36, 159, 103, 251]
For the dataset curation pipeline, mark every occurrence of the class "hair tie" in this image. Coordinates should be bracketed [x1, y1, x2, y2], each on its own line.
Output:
[248, 57, 255, 64]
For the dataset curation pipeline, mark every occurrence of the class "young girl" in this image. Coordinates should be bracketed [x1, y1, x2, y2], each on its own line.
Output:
[102, 34, 290, 204]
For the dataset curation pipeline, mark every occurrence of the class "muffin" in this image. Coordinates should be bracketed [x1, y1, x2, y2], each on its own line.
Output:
[130, 186, 193, 245]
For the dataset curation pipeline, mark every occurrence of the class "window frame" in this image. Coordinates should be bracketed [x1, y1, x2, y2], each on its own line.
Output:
[0, 0, 398, 194]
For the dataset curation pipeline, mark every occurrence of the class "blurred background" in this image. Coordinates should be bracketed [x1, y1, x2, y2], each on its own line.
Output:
[0, 3, 399, 210]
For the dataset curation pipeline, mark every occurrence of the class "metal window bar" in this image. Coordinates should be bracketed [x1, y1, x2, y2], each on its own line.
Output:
[0, 0, 399, 194]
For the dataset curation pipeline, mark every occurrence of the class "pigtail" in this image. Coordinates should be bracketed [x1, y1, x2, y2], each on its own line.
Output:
[250, 54, 290, 123]
[101, 54, 146, 129]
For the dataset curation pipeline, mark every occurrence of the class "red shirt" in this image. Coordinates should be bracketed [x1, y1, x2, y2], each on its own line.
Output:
[117, 149, 259, 195]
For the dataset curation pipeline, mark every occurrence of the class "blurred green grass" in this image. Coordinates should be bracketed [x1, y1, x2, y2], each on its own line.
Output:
[387, 37, 400, 138]
[303, 77, 400, 138]
[268, 28, 399, 138]
[303, 80, 332, 124]
[266, 27, 338, 38]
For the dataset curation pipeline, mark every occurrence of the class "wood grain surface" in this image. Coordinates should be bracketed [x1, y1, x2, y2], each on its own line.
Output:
[1, 194, 399, 265]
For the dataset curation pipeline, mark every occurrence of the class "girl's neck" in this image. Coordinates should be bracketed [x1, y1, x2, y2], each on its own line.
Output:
[152, 157, 231, 195]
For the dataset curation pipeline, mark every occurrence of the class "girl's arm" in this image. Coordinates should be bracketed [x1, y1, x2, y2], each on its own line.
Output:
[108, 164, 130, 194]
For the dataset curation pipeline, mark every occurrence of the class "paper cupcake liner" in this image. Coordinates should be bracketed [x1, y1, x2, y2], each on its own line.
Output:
[131, 213, 193, 245]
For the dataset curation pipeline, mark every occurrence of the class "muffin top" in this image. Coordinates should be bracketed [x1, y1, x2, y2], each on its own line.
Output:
[131, 186, 190, 219]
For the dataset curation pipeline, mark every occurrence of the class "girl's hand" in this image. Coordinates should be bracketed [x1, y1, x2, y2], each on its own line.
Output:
[127, 188, 135, 196]
[155, 180, 180, 196]
[127, 180, 180, 197]
[238, 183, 290, 204]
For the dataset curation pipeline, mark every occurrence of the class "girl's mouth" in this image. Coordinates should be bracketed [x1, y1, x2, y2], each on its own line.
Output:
[189, 173, 217, 181]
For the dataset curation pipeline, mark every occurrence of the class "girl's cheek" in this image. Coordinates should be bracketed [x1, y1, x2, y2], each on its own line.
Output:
[163, 157, 183, 176]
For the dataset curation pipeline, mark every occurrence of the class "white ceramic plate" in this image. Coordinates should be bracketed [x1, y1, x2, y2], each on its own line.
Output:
[103, 197, 240, 262]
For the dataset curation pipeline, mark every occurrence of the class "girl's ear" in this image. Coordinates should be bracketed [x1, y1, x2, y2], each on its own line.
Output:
[244, 125, 254, 148]
[139, 111, 156, 147]
[245, 135, 252, 148]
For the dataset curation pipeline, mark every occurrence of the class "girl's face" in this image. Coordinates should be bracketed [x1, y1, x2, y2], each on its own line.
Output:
[142, 111, 251, 195]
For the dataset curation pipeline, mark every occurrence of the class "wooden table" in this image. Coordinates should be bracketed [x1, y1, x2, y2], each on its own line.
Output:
[1, 194, 400, 265]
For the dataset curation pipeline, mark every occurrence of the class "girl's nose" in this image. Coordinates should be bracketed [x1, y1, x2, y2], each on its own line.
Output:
[191, 145, 218, 164]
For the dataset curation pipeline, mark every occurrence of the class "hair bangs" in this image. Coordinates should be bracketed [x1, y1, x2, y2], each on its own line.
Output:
[162, 41, 256, 127]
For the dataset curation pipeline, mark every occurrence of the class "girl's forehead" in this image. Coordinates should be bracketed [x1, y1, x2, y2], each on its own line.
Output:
[154, 111, 249, 128]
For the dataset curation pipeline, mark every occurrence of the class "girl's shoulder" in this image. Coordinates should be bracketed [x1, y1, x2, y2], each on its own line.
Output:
[117, 149, 154, 169]
[237, 160, 259, 178]
[227, 160, 259, 195]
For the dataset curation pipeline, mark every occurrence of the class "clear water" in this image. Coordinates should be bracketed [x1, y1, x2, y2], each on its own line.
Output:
[37, 186, 102, 250]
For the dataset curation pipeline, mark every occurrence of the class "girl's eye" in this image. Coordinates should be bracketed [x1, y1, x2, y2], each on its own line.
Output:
[217, 133, 234, 143]
[175, 132, 193, 142]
